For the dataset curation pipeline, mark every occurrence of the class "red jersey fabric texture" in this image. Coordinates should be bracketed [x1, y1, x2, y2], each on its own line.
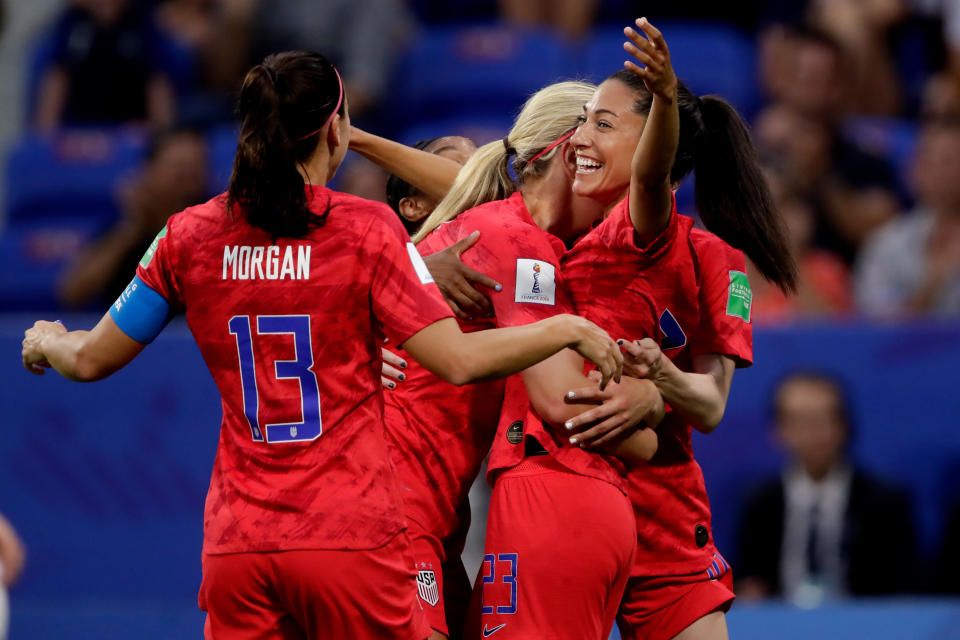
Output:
[562, 196, 753, 576]
[137, 186, 452, 555]
[385, 191, 626, 542]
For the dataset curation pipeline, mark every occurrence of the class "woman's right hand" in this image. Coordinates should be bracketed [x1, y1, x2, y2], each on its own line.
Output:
[554, 315, 622, 390]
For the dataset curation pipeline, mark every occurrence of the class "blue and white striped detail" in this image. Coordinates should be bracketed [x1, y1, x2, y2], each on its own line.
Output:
[705, 553, 730, 580]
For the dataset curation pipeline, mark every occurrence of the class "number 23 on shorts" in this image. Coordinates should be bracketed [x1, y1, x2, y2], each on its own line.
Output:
[481, 553, 518, 615]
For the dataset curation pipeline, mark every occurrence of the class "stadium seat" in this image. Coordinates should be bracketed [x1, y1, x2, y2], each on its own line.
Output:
[4, 130, 147, 227]
[389, 26, 579, 126]
[578, 22, 761, 117]
[206, 124, 239, 195]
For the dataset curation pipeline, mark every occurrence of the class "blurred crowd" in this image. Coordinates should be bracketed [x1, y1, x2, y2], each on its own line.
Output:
[1, 0, 959, 319]
[1, 0, 960, 615]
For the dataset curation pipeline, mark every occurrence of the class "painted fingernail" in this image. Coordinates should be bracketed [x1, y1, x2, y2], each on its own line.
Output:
[495, 284, 502, 291]
[566, 391, 575, 399]
[388, 382, 396, 389]
[569, 437, 578, 445]
[398, 373, 405, 381]
[617, 339, 624, 345]
[400, 361, 407, 369]
[565, 420, 574, 430]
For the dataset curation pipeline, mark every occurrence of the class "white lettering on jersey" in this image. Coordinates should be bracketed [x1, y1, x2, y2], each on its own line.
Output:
[222, 245, 311, 280]
[514, 258, 556, 305]
[406, 242, 435, 285]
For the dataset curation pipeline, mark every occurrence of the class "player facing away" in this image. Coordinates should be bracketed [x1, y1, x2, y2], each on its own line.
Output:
[562, 19, 798, 640]
[355, 82, 664, 640]
[19, 51, 627, 640]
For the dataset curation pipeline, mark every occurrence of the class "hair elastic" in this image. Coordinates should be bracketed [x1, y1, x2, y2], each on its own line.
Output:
[526, 129, 575, 166]
[296, 67, 344, 142]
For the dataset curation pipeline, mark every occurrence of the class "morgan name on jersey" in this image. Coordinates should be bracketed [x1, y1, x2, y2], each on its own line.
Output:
[222, 244, 311, 281]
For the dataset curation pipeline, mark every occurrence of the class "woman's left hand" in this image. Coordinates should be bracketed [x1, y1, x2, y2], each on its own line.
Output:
[22, 320, 65, 375]
[562, 374, 665, 448]
[623, 18, 677, 101]
[618, 337, 664, 381]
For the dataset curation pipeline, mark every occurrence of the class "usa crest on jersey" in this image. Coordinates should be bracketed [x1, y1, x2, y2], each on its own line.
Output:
[417, 570, 440, 607]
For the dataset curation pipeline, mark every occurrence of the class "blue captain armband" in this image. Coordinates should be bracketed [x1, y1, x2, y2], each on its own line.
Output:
[109, 275, 173, 344]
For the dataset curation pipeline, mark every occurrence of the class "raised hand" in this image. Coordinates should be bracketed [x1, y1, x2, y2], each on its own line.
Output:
[623, 18, 677, 101]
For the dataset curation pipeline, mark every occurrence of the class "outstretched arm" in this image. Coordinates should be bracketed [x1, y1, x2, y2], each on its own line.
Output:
[349, 126, 462, 203]
[22, 315, 146, 382]
[624, 18, 679, 244]
[402, 314, 622, 390]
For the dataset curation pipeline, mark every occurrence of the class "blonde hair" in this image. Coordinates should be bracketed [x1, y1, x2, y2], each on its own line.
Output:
[413, 80, 597, 243]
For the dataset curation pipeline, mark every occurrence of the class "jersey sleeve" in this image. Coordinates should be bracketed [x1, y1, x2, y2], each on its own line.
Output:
[136, 217, 185, 309]
[457, 218, 575, 328]
[368, 211, 453, 346]
[690, 239, 753, 367]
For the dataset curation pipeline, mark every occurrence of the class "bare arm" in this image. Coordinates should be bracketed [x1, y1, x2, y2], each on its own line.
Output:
[22, 315, 146, 382]
[401, 314, 622, 389]
[624, 19, 679, 244]
[621, 338, 734, 433]
[349, 126, 462, 203]
[0, 514, 25, 588]
[34, 68, 69, 132]
[521, 350, 661, 463]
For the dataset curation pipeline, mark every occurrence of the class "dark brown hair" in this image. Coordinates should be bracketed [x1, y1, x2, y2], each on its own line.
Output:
[609, 70, 798, 293]
[228, 51, 344, 239]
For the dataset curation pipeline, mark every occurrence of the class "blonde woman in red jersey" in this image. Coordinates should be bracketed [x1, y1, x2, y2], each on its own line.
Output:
[19, 51, 628, 640]
[360, 83, 665, 640]
[560, 19, 798, 640]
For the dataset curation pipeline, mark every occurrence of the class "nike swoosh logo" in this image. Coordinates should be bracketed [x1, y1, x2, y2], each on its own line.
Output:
[483, 624, 506, 637]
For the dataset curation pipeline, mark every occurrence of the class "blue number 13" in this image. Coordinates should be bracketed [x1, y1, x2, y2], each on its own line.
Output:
[228, 314, 322, 443]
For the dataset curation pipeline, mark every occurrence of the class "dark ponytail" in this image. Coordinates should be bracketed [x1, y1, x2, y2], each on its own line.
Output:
[693, 96, 797, 293]
[227, 51, 345, 239]
[608, 70, 798, 293]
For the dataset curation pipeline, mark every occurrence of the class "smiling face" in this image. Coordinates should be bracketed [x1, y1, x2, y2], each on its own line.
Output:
[570, 78, 647, 209]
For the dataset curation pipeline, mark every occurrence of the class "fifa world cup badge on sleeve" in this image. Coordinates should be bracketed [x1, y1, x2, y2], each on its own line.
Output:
[514, 259, 556, 305]
[726, 270, 752, 322]
[417, 570, 440, 607]
[140, 225, 168, 268]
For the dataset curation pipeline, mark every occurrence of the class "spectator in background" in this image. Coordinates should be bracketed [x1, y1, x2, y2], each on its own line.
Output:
[753, 96, 900, 265]
[385, 135, 476, 235]
[213, 0, 415, 118]
[749, 169, 852, 323]
[34, 0, 176, 132]
[498, 0, 598, 39]
[57, 127, 208, 308]
[735, 372, 917, 605]
[855, 118, 960, 316]
[759, 3, 904, 116]
[921, 70, 960, 120]
[0, 513, 25, 640]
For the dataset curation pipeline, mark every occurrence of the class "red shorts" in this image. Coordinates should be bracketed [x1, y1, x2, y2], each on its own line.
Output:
[465, 455, 635, 640]
[408, 519, 472, 639]
[616, 552, 735, 640]
[199, 533, 432, 640]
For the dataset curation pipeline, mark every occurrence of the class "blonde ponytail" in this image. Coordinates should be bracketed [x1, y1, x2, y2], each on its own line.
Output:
[413, 80, 597, 243]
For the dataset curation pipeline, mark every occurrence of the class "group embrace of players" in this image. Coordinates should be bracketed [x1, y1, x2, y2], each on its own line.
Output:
[21, 17, 797, 640]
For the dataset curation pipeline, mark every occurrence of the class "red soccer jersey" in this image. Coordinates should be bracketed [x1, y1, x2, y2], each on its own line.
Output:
[136, 186, 453, 554]
[562, 196, 752, 576]
[384, 192, 627, 542]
